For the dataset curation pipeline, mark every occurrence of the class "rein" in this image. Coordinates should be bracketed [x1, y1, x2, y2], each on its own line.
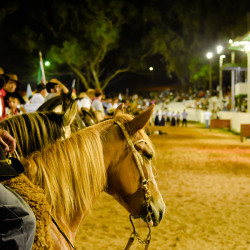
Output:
[114, 119, 152, 250]
[51, 216, 75, 250]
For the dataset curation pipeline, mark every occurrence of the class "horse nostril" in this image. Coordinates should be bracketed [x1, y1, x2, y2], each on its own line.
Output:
[159, 209, 164, 222]
[148, 205, 153, 213]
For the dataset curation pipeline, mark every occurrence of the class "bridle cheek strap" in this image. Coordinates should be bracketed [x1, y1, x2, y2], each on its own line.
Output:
[114, 119, 152, 250]
[114, 120, 147, 183]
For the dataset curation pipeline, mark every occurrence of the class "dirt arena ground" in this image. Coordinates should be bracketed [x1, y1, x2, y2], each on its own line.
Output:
[75, 123, 250, 250]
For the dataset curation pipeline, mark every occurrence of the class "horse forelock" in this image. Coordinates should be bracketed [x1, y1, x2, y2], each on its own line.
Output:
[22, 126, 106, 222]
[0, 112, 65, 158]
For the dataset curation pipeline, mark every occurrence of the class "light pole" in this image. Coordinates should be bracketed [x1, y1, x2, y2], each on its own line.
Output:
[216, 46, 226, 107]
[245, 44, 250, 112]
[206, 52, 213, 97]
[228, 32, 250, 112]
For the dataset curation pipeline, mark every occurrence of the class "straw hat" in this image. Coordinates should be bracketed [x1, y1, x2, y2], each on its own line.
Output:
[5, 74, 22, 86]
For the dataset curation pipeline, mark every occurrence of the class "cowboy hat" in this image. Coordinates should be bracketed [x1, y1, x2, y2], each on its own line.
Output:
[5, 74, 22, 86]
[0, 147, 24, 181]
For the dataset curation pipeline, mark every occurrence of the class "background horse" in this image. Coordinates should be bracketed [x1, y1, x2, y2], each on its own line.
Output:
[37, 90, 97, 128]
[0, 101, 78, 158]
[16, 104, 165, 249]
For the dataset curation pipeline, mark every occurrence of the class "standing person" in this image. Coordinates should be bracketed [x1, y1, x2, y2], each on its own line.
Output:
[44, 78, 69, 101]
[154, 110, 160, 126]
[176, 111, 181, 126]
[0, 129, 36, 249]
[167, 109, 172, 125]
[160, 112, 166, 126]
[91, 88, 105, 122]
[171, 111, 176, 126]
[24, 84, 47, 113]
[165, 108, 170, 124]
[182, 109, 188, 127]
[204, 109, 212, 128]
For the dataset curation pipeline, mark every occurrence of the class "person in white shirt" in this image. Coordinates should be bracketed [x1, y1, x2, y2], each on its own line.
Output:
[182, 109, 188, 127]
[91, 88, 104, 122]
[77, 89, 95, 110]
[24, 84, 47, 113]
[204, 109, 212, 128]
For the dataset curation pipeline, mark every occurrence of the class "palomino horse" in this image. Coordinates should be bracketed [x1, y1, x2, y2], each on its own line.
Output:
[37, 90, 97, 128]
[18, 104, 165, 249]
[0, 100, 78, 158]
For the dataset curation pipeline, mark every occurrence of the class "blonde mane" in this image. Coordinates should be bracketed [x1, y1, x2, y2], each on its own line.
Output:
[0, 112, 64, 158]
[23, 124, 106, 222]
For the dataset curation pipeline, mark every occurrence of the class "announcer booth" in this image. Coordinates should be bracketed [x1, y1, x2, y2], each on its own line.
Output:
[228, 32, 250, 113]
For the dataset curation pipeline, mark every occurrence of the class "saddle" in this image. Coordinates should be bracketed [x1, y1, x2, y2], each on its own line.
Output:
[2, 174, 53, 250]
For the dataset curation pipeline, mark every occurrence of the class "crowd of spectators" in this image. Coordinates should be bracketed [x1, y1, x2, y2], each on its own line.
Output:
[0, 70, 158, 123]
[0, 68, 242, 124]
[0, 71, 72, 121]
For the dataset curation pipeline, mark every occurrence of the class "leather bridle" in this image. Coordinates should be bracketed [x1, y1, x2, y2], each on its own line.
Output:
[114, 119, 153, 250]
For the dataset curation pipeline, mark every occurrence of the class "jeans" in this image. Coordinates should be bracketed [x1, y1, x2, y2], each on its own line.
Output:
[0, 183, 36, 250]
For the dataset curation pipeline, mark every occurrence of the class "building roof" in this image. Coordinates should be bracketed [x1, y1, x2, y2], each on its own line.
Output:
[228, 31, 250, 52]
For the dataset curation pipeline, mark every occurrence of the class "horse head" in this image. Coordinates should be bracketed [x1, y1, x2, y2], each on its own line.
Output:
[79, 107, 98, 127]
[37, 90, 86, 131]
[105, 104, 165, 227]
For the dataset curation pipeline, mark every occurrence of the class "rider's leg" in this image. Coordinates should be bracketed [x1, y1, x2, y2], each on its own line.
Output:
[0, 183, 36, 250]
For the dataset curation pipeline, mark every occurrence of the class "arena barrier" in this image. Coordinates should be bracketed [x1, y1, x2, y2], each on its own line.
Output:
[240, 124, 250, 142]
[210, 119, 231, 131]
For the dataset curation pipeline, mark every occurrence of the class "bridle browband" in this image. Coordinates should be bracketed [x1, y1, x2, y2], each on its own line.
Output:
[114, 119, 153, 250]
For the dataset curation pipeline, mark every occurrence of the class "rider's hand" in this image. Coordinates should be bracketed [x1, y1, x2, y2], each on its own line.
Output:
[0, 129, 16, 154]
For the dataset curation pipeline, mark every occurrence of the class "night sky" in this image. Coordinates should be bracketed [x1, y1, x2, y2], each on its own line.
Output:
[0, 0, 250, 94]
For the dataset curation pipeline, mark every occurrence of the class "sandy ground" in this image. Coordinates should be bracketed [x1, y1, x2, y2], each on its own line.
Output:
[75, 123, 250, 250]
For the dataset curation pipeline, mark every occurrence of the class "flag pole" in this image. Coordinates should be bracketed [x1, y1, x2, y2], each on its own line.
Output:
[39, 51, 46, 84]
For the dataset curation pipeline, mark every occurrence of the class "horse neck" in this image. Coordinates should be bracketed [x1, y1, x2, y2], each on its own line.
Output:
[55, 122, 116, 235]
[48, 120, 127, 247]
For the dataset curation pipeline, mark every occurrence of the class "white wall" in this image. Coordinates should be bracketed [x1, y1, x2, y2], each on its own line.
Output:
[185, 109, 250, 133]
[217, 111, 250, 133]
[155, 102, 250, 133]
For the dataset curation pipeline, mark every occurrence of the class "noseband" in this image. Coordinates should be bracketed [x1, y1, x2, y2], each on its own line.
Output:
[114, 119, 152, 250]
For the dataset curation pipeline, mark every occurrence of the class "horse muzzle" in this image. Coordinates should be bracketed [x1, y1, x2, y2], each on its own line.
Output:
[140, 198, 166, 227]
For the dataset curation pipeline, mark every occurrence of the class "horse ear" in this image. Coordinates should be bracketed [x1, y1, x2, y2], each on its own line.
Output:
[113, 103, 124, 118]
[62, 100, 78, 126]
[128, 104, 154, 134]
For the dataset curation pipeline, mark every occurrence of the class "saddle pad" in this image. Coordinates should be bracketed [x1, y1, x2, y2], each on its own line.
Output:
[2, 174, 53, 249]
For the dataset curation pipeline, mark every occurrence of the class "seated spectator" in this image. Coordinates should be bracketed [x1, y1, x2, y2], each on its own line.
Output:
[5, 92, 26, 118]
[91, 88, 104, 122]
[111, 97, 119, 109]
[0, 74, 22, 120]
[45, 79, 69, 101]
[77, 89, 95, 110]
[102, 95, 113, 115]
[24, 84, 47, 113]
